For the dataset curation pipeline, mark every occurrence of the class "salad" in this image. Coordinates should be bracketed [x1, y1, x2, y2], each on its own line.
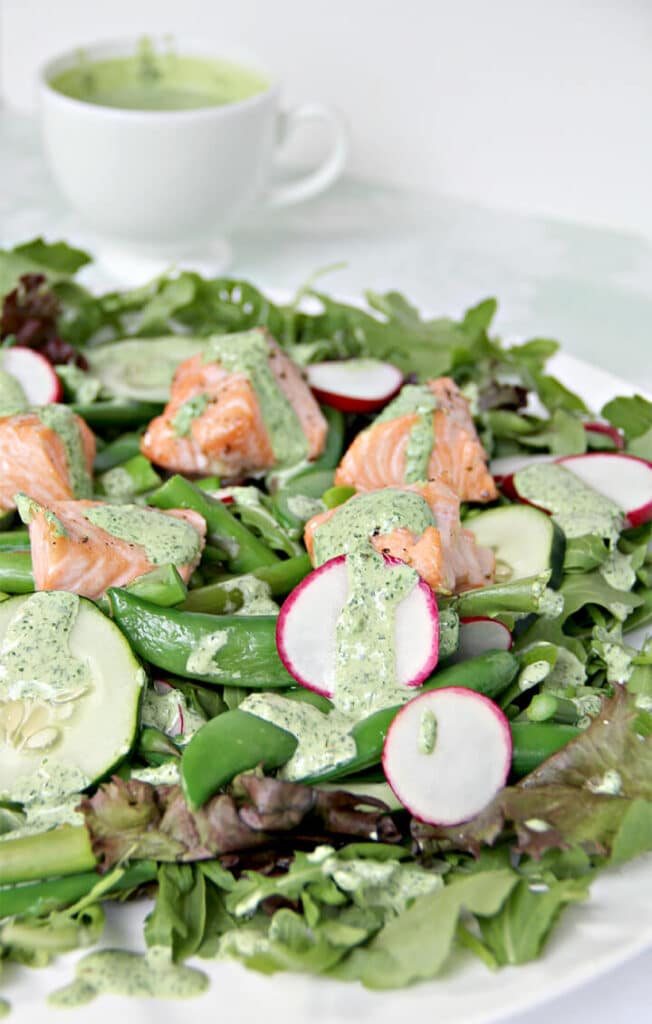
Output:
[1, 237, 652, 1011]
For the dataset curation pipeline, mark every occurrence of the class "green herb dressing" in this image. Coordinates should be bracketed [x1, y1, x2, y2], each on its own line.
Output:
[96, 465, 134, 500]
[83, 504, 202, 566]
[220, 575, 279, 616]
[186, 629, 231, 675]
[311, 489, 435, 567]
[205, 330, 308, 466]
[48, 946, 208, 1006]
[141, 685, 206, 741]
[514, 463, 624, 542]
[240, 693, 356, 780]
[377, 385, 437, 485]
[37, 404, 93, 498]
[0, 793, 83, 842]
[16, 493, 67, 536]
[286, 493, 326, 521]
[599, 548, 636, 591]
[374, 384, 436, 424]
[172, 392, 210, 436]
[0, 366, 28, 416]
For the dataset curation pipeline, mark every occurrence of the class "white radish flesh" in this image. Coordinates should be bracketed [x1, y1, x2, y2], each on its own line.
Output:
[306, 359, 403, 413]
[2, 347, 62, 405]
[448, 617, 512, 664]
[556, 452, 652, 527]
[382, 687, 512, 826]
[276, 554, 439, 697]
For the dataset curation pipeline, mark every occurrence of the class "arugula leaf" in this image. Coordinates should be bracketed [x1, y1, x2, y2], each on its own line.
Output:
[329, 869, 517, 988]
[144, 864, 206, 961]
[477, 876, 589, 965]
[602, 395, 652, 441]
[11, 238, 91, 275]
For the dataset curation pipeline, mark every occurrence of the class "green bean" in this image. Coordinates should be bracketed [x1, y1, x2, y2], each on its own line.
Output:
[0, 551, 34, 593]
[0, 529, 30, 551]
[71, 400, 163, 427]
[149, 475, 279, 574]
[181, 710, 298, 809]
[0, 860, 157, 919]
[510, 722, 580, 777]
[136, 727, 181, 763]
[108, 588, 294, 688]
[525, 693, 580, 725]
[181, 553, 311, 613]
[93, 432, 143, 473]
[0, 825, 96, 885]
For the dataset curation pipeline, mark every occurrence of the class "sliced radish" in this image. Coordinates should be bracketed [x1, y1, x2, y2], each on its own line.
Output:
[583, 421, 624, 451]
[447, 617, 512, 664]
[306, 359, 403, 413]
[276, 554, 438, 698]
[557, 452, 652, 527]
[2, 347, 62, 405]
[382, 687, 512, 826]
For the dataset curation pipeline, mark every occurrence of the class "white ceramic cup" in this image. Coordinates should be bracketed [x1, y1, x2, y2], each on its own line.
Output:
[38, 38, 348, 264]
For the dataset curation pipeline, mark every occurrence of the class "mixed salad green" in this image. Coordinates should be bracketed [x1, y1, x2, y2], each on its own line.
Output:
[1, 238, 652, 1009]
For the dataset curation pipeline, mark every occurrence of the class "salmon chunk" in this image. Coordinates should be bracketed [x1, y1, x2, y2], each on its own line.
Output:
[21, 498, 206, 600]
[304, 480, 495, 595]
[141, 330, 327, 479]
[0, 410, 95, 511]
[334, 377, 497, 502]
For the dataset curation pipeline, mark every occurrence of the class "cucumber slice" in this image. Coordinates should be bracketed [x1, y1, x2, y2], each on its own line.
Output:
[464, 505, 565, 588]
[0, 593, 145, 803]
[87, 336, 206, 402]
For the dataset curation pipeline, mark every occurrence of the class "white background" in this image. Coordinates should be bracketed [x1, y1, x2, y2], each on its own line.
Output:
[1, 0, 651, 238]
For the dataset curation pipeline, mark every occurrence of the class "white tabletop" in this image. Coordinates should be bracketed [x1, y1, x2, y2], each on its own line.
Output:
[1, 110, 651, 1022]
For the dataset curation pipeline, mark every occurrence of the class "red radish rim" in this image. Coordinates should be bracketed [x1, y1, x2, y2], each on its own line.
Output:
[583, 421, 625, 451]
[459, 616, 513, 651]
[276, 553, 439, 698]
[307, 359, 403, 414]
[3, 346, 62, 404]
[381, 686, 513, 826]
[557, 451, 652, 527]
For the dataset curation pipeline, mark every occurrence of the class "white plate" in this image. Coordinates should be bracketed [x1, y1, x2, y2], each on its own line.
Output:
[3, 352, 652, 1024]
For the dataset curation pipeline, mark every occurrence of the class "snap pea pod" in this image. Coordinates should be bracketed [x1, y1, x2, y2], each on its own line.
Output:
[108, 588, 295, 688]
[509, 722, 580, 777]
[71, 399, 164, 428]
[93, 431, 143, 473]
[148, 475, 279, 574]
[0, 860, 157, 919]
[0, 551, 34, 593]
[181, 552, 312, 613]
[181, 651, 519, 803]
[96, 453, 161, 497]
[0, 528, 30, 551]
[0, 824, 96, 885]
[181, 710, 298, 808]
[125, 563, 188, 607]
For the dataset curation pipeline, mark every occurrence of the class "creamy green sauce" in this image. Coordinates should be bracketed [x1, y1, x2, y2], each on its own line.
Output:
[514, 463, 624, 542]
[205, 330, 308, 466]
[240, 693, 356, 780]
[286, 493, 325, 520]
[220, 576, 279, 616]
[0, 592, 89, 704]
[16, 493, 68, 536]
[374, 384, 437, 424]
[96, 465, 134, 500]
[599, 548, 636, 591]
[0, 366, 28, 415]
[0, 792, 83, 842]
[418, 708, 437, 754]
[83, 504, 201, 566]
[544, 646, 587, 689]
[186, 630, 231, 675]
[48, 946, 208, 1006]
[37, 404, 92, 498]
[437, 605, 459, 659]
[311, 489, 435, 567]
[334, 548, 420, 716]
[172, 392, 210, 436]
[405, 412, 434, 483]
[325, 854, 442, 913]
[141, 684, 206, 740]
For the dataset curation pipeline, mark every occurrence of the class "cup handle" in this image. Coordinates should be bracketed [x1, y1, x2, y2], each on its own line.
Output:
[267, 103, 348, 207]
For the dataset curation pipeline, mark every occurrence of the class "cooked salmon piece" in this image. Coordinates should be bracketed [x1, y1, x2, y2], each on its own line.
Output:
[0, 410, 95, 512]
[304, 480, 495, 595]
[21, 498, 206, 600]
[334, 377, 497, 502]
[141, 330, 327, 479]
